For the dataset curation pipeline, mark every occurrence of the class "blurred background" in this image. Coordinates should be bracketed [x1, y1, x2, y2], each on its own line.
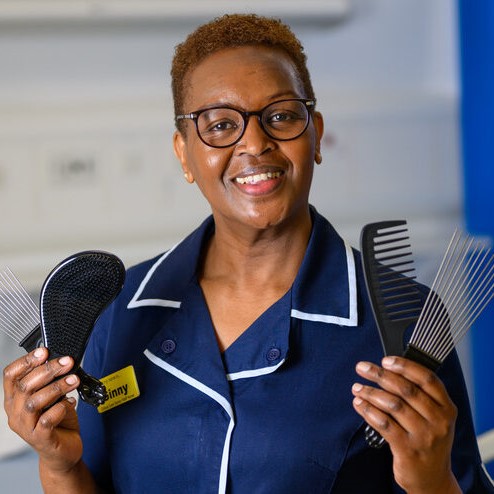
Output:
[0, 0, 492, 490]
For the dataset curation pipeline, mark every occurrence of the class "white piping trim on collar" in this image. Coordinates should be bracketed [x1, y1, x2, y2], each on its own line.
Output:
[127, 243, 182, 309]
[128, 239, 358, 328]
[226, 359, 286, 381]
[481, 463, 494, 487]
[144, 349, 233, 494]
[290, 241, 358, 327]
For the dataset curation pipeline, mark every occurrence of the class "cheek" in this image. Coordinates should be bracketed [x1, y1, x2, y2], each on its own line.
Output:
[286, 142, 316, 196]
[288, 140, 316, 174]
[199, 155, 227, 182]
[187, 146, 230, 189]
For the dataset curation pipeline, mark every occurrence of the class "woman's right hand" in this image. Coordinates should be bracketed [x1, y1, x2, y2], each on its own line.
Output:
[3, 347, 82, 474]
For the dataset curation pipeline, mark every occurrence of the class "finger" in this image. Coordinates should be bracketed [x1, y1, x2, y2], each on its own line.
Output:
[3, 348, 49, 397]
[355, 360, 453, 421]
[16, 356, 76, 399]
[36, 396, 78, 437]
[22, 373, 80, 421]
[352, 381, 425, 436]
[5, 371, 79, 440]
[381, 356, 452, 406]
[381, 357, 458, 435]
[6, 357, 78, 434]
[352, 391, 407, 443]
[27, 395, 78, 451]
[354, 360, 457, 439]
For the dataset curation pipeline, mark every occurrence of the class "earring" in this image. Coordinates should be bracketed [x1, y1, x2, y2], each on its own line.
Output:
[183, 172, 194, 184]
[315, 150, 322, 165]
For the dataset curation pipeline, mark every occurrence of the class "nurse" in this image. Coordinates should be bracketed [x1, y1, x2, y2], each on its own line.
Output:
[3, 13, 493, 494]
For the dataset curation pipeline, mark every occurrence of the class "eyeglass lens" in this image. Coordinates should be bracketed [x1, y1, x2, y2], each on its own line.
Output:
[196, 100, 310, 147]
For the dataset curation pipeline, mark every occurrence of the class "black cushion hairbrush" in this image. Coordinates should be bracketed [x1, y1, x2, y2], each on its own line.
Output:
[39, 250, 126, 406]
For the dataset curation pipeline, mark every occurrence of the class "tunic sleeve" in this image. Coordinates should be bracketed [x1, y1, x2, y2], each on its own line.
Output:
[438, 349, 494, 492]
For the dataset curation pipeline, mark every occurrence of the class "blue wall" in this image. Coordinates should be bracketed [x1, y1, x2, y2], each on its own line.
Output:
[457, 0, 494, 470]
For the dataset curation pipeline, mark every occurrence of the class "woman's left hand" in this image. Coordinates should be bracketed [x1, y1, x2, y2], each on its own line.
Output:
[352, 356, 461, 494]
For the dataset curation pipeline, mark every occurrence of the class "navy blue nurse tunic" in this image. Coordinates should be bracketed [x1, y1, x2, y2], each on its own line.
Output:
[78, 207, 494, 493]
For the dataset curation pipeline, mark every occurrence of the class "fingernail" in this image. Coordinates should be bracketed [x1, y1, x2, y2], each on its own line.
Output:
[34, 348, 44, 359]
[353, 397, 363, 406]
[382, 356, 396, 368]
[59, 356, 71, 366]
[66, 396, 76, 405]
[65, 375, 77, 385]
[356, 362, 371, 373]
[352, 383, 363, 393]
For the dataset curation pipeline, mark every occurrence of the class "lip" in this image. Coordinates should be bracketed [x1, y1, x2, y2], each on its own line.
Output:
[231, 166, 286, 196]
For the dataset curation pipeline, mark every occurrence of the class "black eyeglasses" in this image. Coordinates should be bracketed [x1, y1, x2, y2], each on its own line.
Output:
[175, 98, 315, 148]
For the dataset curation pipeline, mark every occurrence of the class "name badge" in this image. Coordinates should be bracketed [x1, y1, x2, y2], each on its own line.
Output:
[98, 365, 140, 413]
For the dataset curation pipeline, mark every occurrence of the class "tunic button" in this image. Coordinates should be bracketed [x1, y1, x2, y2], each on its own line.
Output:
[266, 347, 281, 362]
[161, 339, 176, 354]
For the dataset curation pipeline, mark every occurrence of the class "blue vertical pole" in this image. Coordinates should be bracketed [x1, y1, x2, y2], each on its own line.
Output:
[457, 0, 494, 471]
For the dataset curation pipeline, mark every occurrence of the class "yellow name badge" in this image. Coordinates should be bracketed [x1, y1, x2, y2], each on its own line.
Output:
[98, 365, 140, 413]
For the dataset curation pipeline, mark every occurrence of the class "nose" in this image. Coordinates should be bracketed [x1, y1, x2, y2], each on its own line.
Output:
[235, 115, 275, 156]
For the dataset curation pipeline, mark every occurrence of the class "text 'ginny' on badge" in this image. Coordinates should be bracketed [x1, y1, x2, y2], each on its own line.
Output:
[98, 365, 140, 413]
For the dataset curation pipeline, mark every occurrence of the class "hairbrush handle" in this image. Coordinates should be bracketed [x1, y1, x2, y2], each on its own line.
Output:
[75, 367, 108, 406]
[17, 324, 108, 407]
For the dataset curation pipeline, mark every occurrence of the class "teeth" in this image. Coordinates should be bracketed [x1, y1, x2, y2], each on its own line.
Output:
[235, 171, 282, 185]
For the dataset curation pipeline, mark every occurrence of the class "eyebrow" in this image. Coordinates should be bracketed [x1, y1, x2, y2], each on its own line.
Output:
[189, 93, 304, 113]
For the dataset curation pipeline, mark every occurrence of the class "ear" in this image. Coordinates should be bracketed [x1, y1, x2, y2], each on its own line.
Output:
[173, 130, 194, 183]
[313, 111, 324, 157]
[311, 111, 324, 165]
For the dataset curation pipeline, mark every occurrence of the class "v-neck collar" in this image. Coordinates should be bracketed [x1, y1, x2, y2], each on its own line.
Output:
[127, 206, 358, 328]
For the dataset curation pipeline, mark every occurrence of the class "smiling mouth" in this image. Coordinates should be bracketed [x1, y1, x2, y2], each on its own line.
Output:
[235, 171, 283, 185]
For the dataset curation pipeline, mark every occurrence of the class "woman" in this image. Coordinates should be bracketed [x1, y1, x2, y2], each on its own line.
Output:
[3, 14, 493, 493]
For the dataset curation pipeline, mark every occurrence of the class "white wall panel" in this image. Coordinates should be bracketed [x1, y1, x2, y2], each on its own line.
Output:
[0, 90, 460, 290]
[0, 0, 460, 291]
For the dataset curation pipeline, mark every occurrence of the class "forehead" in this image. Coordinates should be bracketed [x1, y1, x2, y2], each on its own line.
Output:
[183, 46, 305, 109]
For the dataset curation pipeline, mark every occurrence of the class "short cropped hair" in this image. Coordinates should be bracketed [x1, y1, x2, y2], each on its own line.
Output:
[171, 14, 315, 129]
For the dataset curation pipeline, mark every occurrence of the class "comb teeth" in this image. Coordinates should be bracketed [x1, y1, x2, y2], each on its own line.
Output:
[361, 220, 425, 450]
[0, 268, 40, 344]
[369, 222, 422, 322]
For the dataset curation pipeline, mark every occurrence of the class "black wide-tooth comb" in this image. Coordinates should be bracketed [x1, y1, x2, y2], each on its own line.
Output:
[360, 220, 425, 448]
[361, 221, 424, 355]
[39, 251, 126, 406]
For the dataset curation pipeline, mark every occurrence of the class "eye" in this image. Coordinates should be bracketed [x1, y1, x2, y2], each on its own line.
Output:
[268, 111, 293, 122]
[265, 110, 305, 128]
[198, 108, 242, 136]
[205, 119, 238, 133]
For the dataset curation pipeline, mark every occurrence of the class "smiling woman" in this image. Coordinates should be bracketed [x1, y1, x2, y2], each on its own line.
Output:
[2, 12, 493, 494]
[171, 43, 323, 352]
[173, 44, 322, 238]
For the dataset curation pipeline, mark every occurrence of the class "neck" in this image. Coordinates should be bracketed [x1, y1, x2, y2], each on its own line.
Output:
[201, 207, 312, 290]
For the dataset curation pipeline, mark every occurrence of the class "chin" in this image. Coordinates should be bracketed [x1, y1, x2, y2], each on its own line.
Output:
[242, 205, 304, 231]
